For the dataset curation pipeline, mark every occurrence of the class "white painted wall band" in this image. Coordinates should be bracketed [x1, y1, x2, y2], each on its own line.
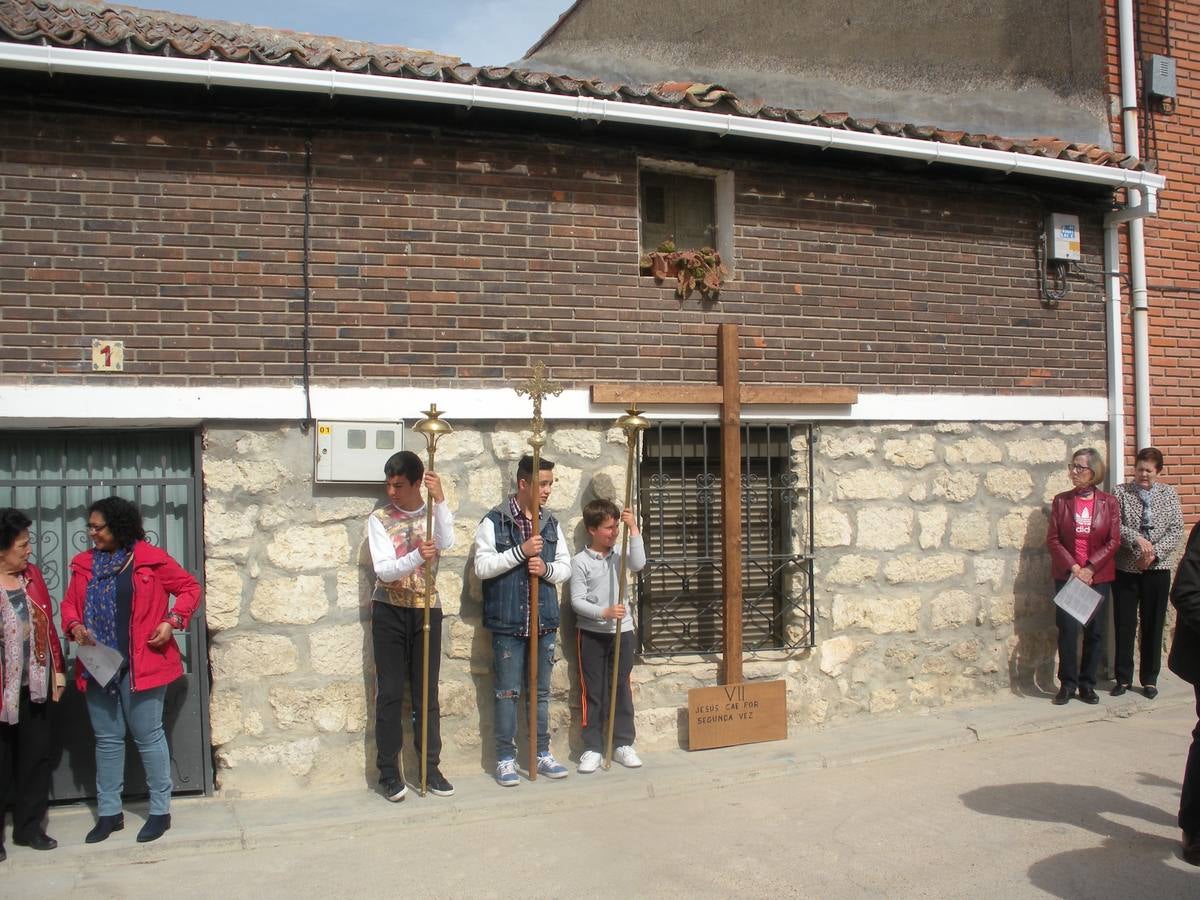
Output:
[0, 384, 1108, 426]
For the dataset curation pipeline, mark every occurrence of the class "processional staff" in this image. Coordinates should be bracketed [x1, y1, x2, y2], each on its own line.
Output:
[515, 363, 562, 779]
[603, 405, 649, 770]
[412, 403, 452, 798]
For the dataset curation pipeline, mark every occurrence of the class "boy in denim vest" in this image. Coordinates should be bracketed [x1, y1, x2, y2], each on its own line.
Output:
[473, 455, 572, 786]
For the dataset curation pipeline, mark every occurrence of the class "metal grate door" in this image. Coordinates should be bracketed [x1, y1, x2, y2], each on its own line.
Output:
[0, 430, 212, 800]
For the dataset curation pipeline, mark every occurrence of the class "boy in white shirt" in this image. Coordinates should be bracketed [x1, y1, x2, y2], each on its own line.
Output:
[569, 499, 646, 773]
[367, 450, 455, 801]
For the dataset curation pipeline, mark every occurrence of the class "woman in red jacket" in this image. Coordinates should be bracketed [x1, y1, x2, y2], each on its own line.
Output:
[0, 508, 66, 861]
[60, 497, 200, 845]
[1046, 447, 1121, 706]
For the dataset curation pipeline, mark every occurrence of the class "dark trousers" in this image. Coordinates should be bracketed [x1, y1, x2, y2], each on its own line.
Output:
[578, 629, 635, 753]
[0, 687, 54, 843]
[1113, 569, 1171, 687]
[1054, 580, 1110, 691]
[1182, 686, 1200, 837]
[372, 602, 442, 782]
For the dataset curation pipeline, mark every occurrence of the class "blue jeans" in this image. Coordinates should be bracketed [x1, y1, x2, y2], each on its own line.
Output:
[85, 673, 171, 816]
[492, 631, 555, 762]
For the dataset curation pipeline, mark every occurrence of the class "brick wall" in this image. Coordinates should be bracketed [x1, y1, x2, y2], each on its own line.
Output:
[1104, 2, 1200, 517]
[0, 100, 1109, 392]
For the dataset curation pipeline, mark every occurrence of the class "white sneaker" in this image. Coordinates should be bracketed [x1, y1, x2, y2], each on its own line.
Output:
[613, 745, 642, 768]
[577, 750, 602, 774]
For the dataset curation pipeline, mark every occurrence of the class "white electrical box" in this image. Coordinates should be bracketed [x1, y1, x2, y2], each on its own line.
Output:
[314, 420, 406, 483]
[1046, 213, 1081, 262]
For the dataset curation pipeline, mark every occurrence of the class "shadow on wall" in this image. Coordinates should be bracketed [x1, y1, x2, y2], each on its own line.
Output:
[1008, 505, 1057, 697]
[961, 778, 1193, 896]
[356, 534, 376, 792]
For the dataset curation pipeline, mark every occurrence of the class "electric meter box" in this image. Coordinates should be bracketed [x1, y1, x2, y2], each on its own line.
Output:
[1045, 213, 1081, 262]
[314, 420, 406, 483]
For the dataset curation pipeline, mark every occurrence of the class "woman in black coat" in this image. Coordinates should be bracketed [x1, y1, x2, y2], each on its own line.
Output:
[1168, 519, 1200, 865]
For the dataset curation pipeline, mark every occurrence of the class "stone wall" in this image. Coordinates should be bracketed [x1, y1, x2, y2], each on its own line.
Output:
[809, 421, 1102, 716]
[202, 420, 633, 795]
[202, 419, 1104, 796]
[627, 421, 1105, 737]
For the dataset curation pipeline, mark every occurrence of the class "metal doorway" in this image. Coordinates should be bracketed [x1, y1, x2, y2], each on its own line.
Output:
[0, 430, 212, 800]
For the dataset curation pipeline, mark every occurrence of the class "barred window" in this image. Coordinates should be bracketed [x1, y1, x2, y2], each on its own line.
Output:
[637, 422, 814, 655]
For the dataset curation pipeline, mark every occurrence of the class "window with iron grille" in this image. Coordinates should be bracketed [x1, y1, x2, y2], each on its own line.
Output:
[637, 422, 814, 655]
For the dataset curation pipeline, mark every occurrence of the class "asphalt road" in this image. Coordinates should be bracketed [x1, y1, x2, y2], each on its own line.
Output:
[8, 699, 1198, 898]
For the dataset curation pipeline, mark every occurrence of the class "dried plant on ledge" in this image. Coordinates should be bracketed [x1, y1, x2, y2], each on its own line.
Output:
[639, 241, 729, 300]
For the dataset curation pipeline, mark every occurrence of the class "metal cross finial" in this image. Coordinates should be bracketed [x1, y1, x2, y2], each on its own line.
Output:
[515, 362, 563, 436]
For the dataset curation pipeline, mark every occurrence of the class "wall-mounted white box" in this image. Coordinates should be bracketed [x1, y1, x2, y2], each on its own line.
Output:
[1045, 213, 1081, 262]
[314, 420, 405, 483]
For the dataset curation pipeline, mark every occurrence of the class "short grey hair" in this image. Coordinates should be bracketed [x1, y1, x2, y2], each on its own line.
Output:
[1071, 447, 1106, 487]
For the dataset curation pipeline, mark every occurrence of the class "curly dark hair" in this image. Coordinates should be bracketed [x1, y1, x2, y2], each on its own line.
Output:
[0, 507, 33, 552]
[88, 496, 145, 549]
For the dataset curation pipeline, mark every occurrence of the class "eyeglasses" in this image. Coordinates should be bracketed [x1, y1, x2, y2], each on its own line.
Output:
[86, 523, 109, 533]
[1068, 464, 1093, 474]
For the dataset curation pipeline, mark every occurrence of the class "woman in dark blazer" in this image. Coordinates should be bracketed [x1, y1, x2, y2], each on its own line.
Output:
[1046, 447, 1120, 705]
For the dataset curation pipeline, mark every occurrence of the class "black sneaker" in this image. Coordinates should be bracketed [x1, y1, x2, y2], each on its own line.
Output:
[381, 777, 408, 802]
[427, 769, 455, 797]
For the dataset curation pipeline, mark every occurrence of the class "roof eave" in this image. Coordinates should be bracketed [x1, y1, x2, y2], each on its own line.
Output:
[0, 42, 1166, 195]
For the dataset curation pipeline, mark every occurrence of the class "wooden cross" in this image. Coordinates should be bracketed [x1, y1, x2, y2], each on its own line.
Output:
[591, 323, 858, 684]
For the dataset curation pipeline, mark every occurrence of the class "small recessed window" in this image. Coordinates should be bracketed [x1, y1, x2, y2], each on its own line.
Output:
[375, 431, 395, 450]
[346, 429, 366, 449]
[640, 171, 716, 253]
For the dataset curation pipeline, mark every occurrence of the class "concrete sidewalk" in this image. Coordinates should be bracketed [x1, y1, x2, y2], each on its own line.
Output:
[6, 675, 1195, 873]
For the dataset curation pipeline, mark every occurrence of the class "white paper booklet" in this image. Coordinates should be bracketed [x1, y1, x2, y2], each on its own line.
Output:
[76, 642, 124, 688]
[1053, 576, 1103, 626]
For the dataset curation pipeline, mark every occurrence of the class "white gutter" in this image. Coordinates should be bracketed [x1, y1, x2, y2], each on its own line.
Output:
[1103, 223, 1126, 488]
[1117, 0, 1153, 453]
[0, 43, 1167, 195]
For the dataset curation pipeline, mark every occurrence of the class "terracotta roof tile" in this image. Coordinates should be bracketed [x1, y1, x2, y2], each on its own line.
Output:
[0, 0, 1143, 172]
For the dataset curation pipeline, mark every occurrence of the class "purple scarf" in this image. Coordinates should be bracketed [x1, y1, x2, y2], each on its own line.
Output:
[83, 548, 131, 685]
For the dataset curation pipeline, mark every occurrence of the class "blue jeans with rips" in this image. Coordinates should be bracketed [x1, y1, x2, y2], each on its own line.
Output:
[84, 672, 171, 816]
[492, 630, 556, 763]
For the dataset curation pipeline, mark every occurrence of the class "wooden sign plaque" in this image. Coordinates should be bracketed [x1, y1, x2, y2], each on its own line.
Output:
[686, 680, 788, 751]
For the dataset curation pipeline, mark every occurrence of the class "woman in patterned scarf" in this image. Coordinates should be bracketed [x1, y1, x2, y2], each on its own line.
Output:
[60, 497, 200, 845]
[0, 508, 66, 862]
[1113, 447, 1185, 699]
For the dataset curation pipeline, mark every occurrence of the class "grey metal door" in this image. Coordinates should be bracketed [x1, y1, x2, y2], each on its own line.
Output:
[0, 430, 213, 800]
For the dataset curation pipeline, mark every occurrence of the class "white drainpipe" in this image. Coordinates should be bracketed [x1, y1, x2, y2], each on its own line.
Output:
[1118, 0, 1153, 456]
[1104, 222, 1126, 488]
